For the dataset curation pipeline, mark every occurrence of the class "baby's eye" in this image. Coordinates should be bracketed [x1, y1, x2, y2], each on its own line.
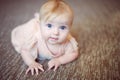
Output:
[47, 23, 52, 28]
[60, 26, 66, 30]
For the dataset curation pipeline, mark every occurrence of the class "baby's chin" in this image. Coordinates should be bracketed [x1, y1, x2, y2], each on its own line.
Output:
[47, 40, 63, 45]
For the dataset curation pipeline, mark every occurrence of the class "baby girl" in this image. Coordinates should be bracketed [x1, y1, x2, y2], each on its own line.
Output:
[11, 0, 78, 75]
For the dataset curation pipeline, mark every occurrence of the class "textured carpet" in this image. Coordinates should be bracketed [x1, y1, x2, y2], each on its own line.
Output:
[0, 0, 120, 80]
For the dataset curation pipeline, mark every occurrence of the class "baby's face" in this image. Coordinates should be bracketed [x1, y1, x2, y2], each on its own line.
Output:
[40, 16, 71, 44]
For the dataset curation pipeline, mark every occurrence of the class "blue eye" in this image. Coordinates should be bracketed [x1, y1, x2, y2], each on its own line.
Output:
[47, 24, 52, 28]
[60, 26, 66, 30]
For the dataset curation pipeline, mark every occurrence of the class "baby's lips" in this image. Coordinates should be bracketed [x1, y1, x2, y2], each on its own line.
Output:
[50, 37, 58, 40]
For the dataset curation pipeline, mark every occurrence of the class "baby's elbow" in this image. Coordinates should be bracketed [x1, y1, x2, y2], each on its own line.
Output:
[73, 50, 79, 60]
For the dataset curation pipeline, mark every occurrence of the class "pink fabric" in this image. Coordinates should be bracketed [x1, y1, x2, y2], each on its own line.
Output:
[11, 14, 78, 60]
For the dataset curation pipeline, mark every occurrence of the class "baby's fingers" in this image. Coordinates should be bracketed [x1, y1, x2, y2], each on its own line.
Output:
[48, 64, 55, 70]
[53, 65, 59, 71]
[26, 68, 30, 74]
[48, 66, 53, 70]
[31, 68, 34, 75]
[34, 66, 44, 75]
[26, 68, 34, 75]
[26, 67, 32, 74]
[35, 68, 39, 75]
[38, 66, 44, 72]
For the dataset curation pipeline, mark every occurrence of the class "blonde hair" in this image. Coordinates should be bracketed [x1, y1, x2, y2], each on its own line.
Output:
[39, 0, 74, 25]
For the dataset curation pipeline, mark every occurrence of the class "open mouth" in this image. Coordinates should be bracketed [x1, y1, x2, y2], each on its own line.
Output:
[49, 37, 58, 41]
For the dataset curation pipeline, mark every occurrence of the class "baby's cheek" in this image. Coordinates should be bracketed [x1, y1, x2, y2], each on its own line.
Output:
[60, 34, 68, 41]
[41, 31, 49, 39]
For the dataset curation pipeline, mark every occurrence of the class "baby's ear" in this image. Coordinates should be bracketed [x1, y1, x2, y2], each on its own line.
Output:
[34, 13, 40, 22]
[34, 13, 39, 19]
[34, 13, 39, 18]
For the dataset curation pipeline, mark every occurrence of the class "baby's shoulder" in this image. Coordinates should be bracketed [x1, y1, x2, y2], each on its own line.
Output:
[65, 35, 78, 51]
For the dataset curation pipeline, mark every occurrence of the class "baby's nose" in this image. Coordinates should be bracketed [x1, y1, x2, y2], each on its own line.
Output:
[53, 28, 59, 35]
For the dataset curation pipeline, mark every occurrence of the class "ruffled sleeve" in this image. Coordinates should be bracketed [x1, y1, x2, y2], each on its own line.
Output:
[11, 14, 40, 59]
[65, 34, 78, 54]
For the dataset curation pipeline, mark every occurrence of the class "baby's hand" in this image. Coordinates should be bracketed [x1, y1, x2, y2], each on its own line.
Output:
[48, 58, 61, 71]
[26, 62, 44, 75]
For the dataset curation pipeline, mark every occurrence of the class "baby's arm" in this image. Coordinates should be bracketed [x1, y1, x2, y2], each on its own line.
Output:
[48, 51, 78, 71]
[21, 49, 44, 75]
[48, 50, 78, 71]
[12, 17, 43, 75]
[58, 37, 79, 64]
[58, 50, 78, 64]
[48, 38, 78, 71]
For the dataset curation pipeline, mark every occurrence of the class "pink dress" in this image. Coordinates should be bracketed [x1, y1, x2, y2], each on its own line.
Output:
[11, 14, 78, 60]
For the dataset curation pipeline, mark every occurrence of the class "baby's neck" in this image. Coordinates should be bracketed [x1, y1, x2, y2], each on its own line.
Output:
[46, 42, 63, 56]
[46, 42, 61, 49]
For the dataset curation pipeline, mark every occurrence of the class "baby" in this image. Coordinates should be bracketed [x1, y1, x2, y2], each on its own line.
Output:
[11, 0, 78, 75]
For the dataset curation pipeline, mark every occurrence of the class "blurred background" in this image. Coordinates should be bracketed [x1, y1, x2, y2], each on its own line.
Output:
[0, 0, 120, 80]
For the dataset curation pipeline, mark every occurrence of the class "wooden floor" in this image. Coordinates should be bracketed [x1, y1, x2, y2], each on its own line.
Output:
[0, 0, 120, 80]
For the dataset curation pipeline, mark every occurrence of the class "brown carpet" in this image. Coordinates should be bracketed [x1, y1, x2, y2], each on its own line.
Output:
[0, 0, 120, 80]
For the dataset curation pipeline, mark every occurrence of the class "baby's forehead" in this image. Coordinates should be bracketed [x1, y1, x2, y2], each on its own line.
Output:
[47, 20, 68, 26]
[46, 20, 69, 26]
[45, 15, 71, 25]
